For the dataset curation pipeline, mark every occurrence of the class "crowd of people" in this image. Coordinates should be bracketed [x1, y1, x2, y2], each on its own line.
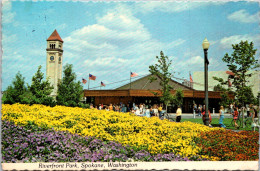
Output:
[193, 103, 259, 128]
[228, 103, 259, 128]
[90, 102, 259, 127]
[90, 103, 183, 122]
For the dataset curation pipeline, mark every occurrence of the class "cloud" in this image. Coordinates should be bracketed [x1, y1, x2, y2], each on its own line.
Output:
[172, 55, 204, 72]
[134, 1, 227, 13]
[220, 34, 260, 48]
[84, 56, 128, 67]
[171, 55, 221, 78]
[56, 23, 68, 30]
[62, 5, 186, 89]
[2, 1, 16, 24]
[3, 33, 17, 43]
[2, 33, 18, 60]
[228, 10, 260, 23]
[181, 56, 203, 66]
[165, 39, 186, 49]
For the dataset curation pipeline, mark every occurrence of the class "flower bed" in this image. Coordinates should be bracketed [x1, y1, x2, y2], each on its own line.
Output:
[2, 120, 208, 162]
[2, 104, 258, 161]
[2, 104, 219, 157]
[195, 130, 259, 161]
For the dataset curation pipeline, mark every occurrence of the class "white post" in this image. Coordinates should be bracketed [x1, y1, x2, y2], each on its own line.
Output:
[256, 108, 260, 126]
[242, 107, 245, 128]
[213, 108, 215, 115]
[166, 105, 168, 120]
[193, 110, 195, 118]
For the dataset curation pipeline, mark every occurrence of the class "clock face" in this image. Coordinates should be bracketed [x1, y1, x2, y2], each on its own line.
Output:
[59, 57, 61, 62]
[50, 56, 54, 61]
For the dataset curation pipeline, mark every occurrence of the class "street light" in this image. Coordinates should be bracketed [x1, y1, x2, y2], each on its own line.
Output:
[202, 38, 210, 126]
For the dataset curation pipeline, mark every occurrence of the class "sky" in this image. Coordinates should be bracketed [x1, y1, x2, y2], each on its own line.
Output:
[2, 0, 260, 90]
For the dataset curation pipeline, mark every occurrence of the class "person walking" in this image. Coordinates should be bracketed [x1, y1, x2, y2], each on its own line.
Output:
[158, 104, 163, 119]
[145, 106, 151, 118]
[219, 106, 226, 128]
[126, 104, 130, 112]
[153, 104, 159, 117]
[150, 106, 155, 117]
[233, 107, 239, 128]
[176, 106, 182, 122]
[251, 105, 258, 123]
[197, 104, 202, 116]
[193, 103, 197, 114]
[246, 105, 250, 117]
[202, 105, 212, 127]
[108, 103, 113, 111]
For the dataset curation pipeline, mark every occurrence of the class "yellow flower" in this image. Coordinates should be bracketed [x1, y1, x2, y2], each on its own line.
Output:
[1, 104, 222, 157]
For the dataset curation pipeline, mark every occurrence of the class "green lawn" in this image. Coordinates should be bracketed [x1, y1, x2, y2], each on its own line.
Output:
[181, 118, 257, 131]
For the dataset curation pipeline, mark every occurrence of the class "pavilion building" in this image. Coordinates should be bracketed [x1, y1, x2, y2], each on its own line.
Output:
[84, 74, 234, 113]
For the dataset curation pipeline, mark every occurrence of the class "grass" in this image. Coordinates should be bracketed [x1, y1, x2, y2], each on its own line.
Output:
[181, 118, 257, 131]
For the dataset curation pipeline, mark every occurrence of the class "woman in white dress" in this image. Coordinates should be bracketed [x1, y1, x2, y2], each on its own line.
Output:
[153, 104, 159, 117]
[145, 106, 151, 118]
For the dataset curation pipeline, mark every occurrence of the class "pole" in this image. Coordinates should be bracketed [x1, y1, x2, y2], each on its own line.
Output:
[88, 74, 90, 90]
[130, 71, 132, 89]
[189, 71, 191, 88]
[258, 96, 260, 125]
[242, 107, 245, 128]
[204, 49, 209, 126]
[242, 71, 245, 128]
[191, 71, 195, 113]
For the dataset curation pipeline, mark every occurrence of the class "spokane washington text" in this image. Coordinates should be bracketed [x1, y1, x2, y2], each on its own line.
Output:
[38, 162, 138, 169]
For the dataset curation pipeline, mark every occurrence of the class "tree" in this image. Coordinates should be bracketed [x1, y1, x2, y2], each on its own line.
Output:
[213, 84, 232, 108]
[56, 64, 83, 107]
[29, 65, 55, 106]
[3, 72, 28, 104]
[149, 51, 174, 113]
[213, 84, 226, 92]
[173, 89, 184, 107]
[213, 41, 259, 107]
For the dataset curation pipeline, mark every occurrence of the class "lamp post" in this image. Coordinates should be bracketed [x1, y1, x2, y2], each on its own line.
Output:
[202, 38, 210, 126]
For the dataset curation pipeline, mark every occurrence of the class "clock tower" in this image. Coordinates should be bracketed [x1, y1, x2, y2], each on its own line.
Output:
[46, 30, 63, 97]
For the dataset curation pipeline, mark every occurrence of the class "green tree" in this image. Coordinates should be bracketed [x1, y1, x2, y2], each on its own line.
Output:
[56, 64, 83, 107]
[29, 65, 55, 106]
[213, 84, 232, 108]
[173, 89, 184, 107]
[219, 92, 231, 109]
[149, 51, 174, 113]
[213, 41, 259, 107]
[213, 84, 226, 92]
[2, 72, 28, 104]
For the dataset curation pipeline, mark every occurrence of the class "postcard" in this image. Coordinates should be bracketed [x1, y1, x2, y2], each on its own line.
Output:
[1, 0, 259, 170]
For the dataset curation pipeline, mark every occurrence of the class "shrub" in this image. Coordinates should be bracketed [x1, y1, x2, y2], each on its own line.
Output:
[195, 129, 259, 161]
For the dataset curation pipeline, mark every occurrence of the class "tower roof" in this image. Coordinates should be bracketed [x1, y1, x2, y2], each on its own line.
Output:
[47, 29, 63, 42]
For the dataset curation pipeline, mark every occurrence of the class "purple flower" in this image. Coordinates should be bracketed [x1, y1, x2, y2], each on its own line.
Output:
[2, 120, 209, 162]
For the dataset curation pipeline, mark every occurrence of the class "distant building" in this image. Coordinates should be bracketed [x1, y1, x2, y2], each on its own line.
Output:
[84, 74, 234, 113]
[181, 80, 193, 89]
[193, 71, 259, 97]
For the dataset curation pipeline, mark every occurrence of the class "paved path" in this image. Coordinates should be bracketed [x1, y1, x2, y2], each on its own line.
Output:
[167, 113, 234, 119]
[166, 113, 258, 132]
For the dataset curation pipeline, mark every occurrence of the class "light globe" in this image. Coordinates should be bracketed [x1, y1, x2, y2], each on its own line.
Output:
[202, 38, 210, 50]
